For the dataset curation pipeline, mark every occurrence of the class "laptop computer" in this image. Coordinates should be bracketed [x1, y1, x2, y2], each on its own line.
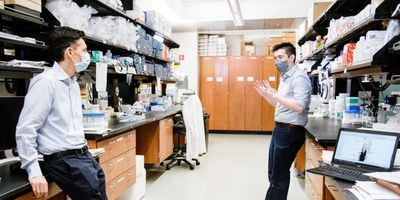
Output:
[307, 128, 399, 182]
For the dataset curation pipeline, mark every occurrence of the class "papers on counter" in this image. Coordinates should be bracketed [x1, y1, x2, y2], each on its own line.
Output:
[84, 127, 111, 135]
[322, 150, 334, 165]
[349, 181, 400, 200]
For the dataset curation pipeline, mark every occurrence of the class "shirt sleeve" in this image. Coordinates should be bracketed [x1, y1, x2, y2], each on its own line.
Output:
[16, 75, 54, 179]
[292, 74, 311, 110]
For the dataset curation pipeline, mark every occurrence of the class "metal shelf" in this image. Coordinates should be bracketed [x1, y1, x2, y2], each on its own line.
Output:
[135, 21, 180, 48]
[298, 48, 326, 63]
[85, 35, 172, 64]
[298, 15, 381, 63]
[0, 7, 48, 26]
[331, 60, 375, 74]
[324, 15, 378, 49]
[0, 36, 48, 49]
[297, 0, 373, 46]
[72, 0, 180, 48]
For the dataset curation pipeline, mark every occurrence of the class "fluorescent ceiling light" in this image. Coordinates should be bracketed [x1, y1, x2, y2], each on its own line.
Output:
[227, 0, 244, 26]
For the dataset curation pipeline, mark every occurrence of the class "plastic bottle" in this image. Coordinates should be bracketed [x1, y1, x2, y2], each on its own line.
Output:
[354, 36, 366, 63]
[106, 50, 113, 59]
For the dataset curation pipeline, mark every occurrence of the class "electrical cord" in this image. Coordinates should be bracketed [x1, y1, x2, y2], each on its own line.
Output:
[358, 77, 376, 111]
[369, 77, 389, 91]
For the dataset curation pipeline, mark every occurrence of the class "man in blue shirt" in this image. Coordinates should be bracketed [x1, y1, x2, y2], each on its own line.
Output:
[16, 27, 107, 199]
[255, 42, 311, 200]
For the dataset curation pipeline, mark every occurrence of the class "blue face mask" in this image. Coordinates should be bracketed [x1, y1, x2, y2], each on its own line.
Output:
[73, 51, 91, 73]
[275, 60, 289, 73]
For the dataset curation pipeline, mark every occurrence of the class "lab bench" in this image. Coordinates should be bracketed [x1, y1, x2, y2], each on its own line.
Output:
[299, 117, 357, 200]
[86, 105, 182, 199]
[0, 106, 182, 200]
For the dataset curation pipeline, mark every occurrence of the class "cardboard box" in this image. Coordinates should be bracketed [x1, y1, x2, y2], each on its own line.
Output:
[5, 0, 41, 12]
[342, 43, 356, 66]
[241, 42, 255, 56]
[307, 2, 332, 28]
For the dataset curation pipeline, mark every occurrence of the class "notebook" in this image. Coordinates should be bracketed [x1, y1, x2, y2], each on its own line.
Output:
[307, 128, 399, 182]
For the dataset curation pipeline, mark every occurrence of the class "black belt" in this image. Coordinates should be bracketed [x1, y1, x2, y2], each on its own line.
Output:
[275, 122, 303, 129]
[43, 146, 88, 161]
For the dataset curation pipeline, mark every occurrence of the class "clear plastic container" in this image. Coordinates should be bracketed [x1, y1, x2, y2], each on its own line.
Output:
[362, 106, 374, 128]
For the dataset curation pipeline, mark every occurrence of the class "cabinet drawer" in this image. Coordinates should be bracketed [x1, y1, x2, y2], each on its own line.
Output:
[102, 148, 136, 183]
[306, 137, 325, 163]
[305, 173, 323, 200]
[325, 177, 347, 200]
[159, 118, 174, 162]
[106, 166, 136, 200]
[306, 159, 324, 195]
[97, 130, 136, 163]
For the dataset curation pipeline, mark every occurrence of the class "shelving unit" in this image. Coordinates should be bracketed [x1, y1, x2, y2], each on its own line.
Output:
[0, 36, 48, 49]
[0, 64, 43, 78]
[0, 7, 48, 26]
[298, 47, 326, 63]
[72, 0, 179, 48]
[85, 35, 172, 64]
[297, 0, 372, 46]
[297, 0, 400, 80]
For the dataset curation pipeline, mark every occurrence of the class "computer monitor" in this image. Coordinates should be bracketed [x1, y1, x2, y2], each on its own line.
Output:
[0, 96, 25, 150]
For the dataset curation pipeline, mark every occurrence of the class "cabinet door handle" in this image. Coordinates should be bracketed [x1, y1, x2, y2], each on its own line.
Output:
[116, 137, 124, 143]
[117, 177, 125, 183]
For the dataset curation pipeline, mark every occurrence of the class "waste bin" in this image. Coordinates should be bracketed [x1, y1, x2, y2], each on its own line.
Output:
[203, 113, 210, 152]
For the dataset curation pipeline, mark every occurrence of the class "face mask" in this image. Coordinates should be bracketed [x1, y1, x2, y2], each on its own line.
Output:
[275, 60, 289, 73]
[73, 51, 91, 73]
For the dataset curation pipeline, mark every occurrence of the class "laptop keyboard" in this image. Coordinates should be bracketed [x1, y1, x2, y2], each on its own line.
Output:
[317, 165, 371, 181]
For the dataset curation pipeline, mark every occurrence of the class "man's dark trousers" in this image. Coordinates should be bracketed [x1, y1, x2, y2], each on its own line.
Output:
[265, 125, 305, 200]
[44, 150, 107, 200]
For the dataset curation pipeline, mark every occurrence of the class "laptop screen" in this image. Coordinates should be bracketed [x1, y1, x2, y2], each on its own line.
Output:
[333, 128, 399, 171]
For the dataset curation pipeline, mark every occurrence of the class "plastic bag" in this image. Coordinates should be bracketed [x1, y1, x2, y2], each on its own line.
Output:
[384, 19, 400, 44]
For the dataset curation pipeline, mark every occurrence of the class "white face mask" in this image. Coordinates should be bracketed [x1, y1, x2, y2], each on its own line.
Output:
[72, 50, 91, 72]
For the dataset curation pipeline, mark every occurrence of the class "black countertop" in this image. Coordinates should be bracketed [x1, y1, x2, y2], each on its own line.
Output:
[85, 105, 183, 141]
[305, 117, 343, 146]
[0, 161, 32, 200]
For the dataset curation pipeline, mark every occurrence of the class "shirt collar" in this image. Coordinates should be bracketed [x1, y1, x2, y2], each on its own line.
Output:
[53, 62, 76, 82]
[281, 65, 298, 80]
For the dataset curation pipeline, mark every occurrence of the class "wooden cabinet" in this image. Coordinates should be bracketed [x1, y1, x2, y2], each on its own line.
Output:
[245, 56, 263, 131]
[214, 57, 229, 130]
[304, 136, 335, 200]
[228, 56, 246, 130]
[199, 56, 271, 132]
[199, 57, 215, 129]
[136, 118, 174, 164]
[262, 56, 279, 132]
[159, 118, 174, 161]
[305, 136, 325, 200]
[87, 130, 136, 200]
[106, 166, 136, 200]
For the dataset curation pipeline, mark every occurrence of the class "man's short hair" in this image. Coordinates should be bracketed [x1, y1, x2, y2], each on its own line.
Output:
[49, 27, 86, 62]
[272, 42, 296, 59]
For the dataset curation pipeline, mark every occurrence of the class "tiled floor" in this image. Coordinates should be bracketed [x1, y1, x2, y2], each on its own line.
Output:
[144, 133, 308, 200]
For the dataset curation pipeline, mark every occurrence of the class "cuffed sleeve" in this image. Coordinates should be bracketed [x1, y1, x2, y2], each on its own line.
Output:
[16, 75, 54, 178]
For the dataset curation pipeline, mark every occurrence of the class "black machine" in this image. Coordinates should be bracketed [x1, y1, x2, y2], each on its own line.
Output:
[307, 128, 399, 182]
[0, 96, 25, 151]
